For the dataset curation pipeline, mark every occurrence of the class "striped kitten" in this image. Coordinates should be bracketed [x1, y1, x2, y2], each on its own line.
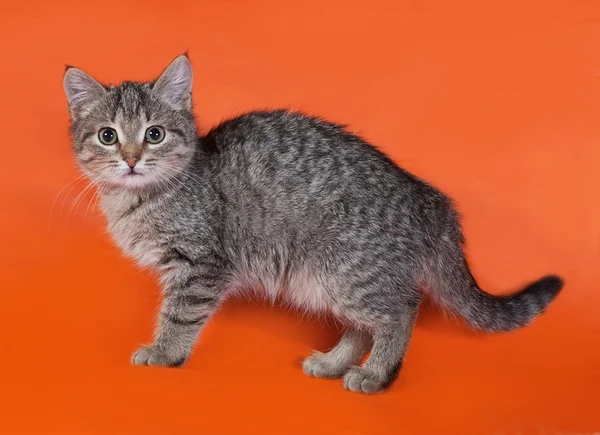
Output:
[63, 54, 563, 394]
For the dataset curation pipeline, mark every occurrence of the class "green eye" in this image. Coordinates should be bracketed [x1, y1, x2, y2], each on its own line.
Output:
[98, 127, 118, 145]
[145, 126, 165, 144]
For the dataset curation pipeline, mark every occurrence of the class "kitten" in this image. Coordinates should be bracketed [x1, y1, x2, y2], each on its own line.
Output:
[63, 54, 563, 394]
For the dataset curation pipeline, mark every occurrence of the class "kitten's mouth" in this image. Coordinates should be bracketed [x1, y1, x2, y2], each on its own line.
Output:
[112, 170, 152, 189]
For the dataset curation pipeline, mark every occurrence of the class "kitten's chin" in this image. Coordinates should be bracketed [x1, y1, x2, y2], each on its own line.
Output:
[109, 173, 156, 190]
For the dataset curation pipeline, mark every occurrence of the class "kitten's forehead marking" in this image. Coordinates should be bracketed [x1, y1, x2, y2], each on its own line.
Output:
[109, 83, 157, 146]
[114, 106, 145, 146]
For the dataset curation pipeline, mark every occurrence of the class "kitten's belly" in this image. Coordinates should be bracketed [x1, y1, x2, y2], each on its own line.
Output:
[285, 269, 332, 312]
[233, 265, 333, 313]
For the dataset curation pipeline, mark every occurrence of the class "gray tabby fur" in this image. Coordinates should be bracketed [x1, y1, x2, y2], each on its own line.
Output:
[63, 54, 563, 394]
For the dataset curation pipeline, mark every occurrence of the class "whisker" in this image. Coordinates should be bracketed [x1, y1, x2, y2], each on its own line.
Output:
[63, 164, 116, 226]
[67, 179, 102, 226]
[59, 169, 102, 214]
[84, 175, 111, 223]
[47, 166, 109, 230]
[48, 173, 89, 220]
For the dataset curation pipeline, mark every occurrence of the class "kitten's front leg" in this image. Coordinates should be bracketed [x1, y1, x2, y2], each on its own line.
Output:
[132, 266, 224, 368]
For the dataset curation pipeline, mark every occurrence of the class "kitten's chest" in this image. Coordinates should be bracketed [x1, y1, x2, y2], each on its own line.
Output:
[102, 194, 166, 268]
[112, 219, 165, 267]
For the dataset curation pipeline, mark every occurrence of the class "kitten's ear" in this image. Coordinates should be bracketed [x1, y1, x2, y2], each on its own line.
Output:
[63, 67, 106, 119]
[152, 54, 193, 110]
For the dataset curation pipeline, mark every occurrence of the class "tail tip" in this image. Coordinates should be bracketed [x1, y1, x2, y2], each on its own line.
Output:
[534, 274, 564, 304]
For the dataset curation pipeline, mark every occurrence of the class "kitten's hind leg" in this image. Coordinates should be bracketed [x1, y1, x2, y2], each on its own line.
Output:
[303, 327, 372, 379]
[343, 306, 417, 394]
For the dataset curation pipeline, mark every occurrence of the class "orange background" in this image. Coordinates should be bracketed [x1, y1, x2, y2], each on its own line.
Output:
[0, 0, 598, 434]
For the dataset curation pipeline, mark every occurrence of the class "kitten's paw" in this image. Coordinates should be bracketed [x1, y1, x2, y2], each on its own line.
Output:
[303, 351, 348, 379]
[343, 367, 386, 394]
[131, 345, 187, 368]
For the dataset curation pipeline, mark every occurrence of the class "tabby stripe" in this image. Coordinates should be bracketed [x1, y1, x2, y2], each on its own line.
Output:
[120, 199, 143, 219]
[182, 274, 220, 289]
[178, 294, 216, 306]
[163, 313, 208, 326]
[80, 132, 95, 144]
[170, 129, 186, 138]
[159, 248, 196, 266]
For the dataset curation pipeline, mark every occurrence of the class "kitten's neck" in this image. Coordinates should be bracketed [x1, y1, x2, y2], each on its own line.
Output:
[99, 187, 150, 222]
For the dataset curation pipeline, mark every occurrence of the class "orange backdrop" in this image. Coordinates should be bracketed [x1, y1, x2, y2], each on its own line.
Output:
[0, 0, 598, 434]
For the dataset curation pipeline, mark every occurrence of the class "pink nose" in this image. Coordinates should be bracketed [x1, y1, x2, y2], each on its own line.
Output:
[125, 157, 138, 169]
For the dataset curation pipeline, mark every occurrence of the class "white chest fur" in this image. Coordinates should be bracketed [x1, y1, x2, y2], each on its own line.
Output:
[100, 191, 166, 268]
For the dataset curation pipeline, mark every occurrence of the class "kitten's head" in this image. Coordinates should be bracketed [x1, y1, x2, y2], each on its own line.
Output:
[63, 54, 197, 190]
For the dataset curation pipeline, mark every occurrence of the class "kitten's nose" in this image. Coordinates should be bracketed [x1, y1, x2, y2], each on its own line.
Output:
[125, 157, 138, 169]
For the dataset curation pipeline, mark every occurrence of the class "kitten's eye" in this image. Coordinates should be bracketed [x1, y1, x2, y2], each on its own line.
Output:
[98, 128, 118, 146]
[145, 126, 165, 144]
